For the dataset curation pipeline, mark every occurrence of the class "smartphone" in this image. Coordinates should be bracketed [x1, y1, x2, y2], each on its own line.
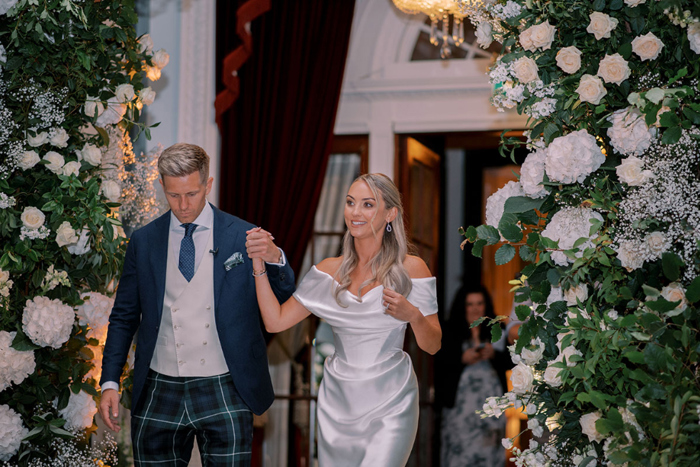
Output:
[475, 343, 486, 351]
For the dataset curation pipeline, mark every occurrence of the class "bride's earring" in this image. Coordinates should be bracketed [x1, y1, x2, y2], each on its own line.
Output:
[386, 222, 392, 233]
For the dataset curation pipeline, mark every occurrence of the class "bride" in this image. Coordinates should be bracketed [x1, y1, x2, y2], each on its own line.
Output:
[246, 173, 442, 466]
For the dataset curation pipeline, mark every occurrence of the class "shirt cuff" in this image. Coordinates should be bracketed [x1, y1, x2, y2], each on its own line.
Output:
[101, 381, 120, 393]
[265, 248, 287, 267]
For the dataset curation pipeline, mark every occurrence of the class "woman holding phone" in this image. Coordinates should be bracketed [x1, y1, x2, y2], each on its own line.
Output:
[435, 285, 510, 467]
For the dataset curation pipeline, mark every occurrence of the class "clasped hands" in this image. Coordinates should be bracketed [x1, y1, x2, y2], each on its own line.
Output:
[245, 227, 281, 267]
[462, 343, 495, 365]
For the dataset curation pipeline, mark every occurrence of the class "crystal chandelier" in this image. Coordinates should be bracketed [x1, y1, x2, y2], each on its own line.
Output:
[392, 0, 490, 58]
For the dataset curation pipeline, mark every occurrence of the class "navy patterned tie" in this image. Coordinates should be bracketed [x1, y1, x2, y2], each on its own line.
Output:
[179, 223, 197, 281]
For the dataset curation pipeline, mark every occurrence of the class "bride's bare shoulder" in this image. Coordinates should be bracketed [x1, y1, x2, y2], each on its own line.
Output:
[403, 255, 432, 279]
[316, 256, 343, 277]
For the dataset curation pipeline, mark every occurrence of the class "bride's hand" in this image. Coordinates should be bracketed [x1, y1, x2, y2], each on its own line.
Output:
[382, 289, 420, 323]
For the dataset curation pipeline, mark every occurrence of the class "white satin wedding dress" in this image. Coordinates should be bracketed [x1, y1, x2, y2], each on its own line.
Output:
[293, 266, 438, 467]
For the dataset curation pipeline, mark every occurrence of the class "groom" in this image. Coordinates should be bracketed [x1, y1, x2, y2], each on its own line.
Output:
[99, 143, 295, 465]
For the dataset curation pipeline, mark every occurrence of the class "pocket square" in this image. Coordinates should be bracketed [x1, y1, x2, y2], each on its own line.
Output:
[224, 252, 244, 271]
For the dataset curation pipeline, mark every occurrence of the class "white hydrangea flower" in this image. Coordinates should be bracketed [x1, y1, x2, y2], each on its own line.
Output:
[542, 207, 604, 266]
[0, 331, 36, 391]
[57, 390, 98, 431]
[485, 181, 525, 228]
[608, 107, 655, 156]
[22, 296, 75, 349]
[545, 130, 606, 184]
[76, 292, 114, 342]
[520, 147, 548, 198]
[0, 404, 27, 461]
[0, 0, 18, 15]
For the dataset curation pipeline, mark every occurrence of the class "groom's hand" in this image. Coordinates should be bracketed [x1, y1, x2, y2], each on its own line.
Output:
[245, 227, 281, 263]
[99, 388, 121, 432]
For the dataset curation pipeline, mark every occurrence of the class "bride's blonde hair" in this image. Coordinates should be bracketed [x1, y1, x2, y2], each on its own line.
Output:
[333, 174, 412, 306]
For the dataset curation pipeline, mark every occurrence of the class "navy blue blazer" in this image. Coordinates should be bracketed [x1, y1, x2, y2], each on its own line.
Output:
[100, 205, 295, 415]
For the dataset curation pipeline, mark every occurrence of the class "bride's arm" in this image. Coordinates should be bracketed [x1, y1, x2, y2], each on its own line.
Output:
[383, 256, 442, 355]
[252, 256, 310, 333]
[246, 228, 310, 333]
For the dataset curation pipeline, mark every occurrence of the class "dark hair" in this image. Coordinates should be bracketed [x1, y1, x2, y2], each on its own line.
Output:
[447, 284, 497, 343]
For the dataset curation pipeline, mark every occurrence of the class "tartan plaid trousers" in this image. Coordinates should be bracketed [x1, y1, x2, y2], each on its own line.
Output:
[131, 370, 254, 466]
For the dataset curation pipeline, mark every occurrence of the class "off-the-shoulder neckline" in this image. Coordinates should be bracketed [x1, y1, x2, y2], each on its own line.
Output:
[310, 265, 434, 300]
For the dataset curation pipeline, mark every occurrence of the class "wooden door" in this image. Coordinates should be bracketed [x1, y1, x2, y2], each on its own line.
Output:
[397, 136, 441, 467]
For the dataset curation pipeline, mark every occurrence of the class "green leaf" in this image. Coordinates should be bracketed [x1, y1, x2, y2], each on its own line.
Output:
[495, 244, 516, 265]
[12, 329, 41, 351]
[618, 42, 632, 59]
[682, 107, 700, 125]
[490, 325, 503, 343]
[499, 214, 523, 243]
[629, 16, 645, 34]
[661, 126, 682, 144]
[472, 239, 487, 258]
[465, 225, 478, 242]
[624, 351, 646, 364]
[686, 276, 700, 303]
[592, 0, 606, 11]
[643, 344, 667, 372]
[544, 123, 560, 144]
[519, 245, 536, 262]
[645, 297, 680, 313]
[515, 305, 531, 321]
[661, 252, 683, 281]
[659, 111, 680, 128]
[504, 196, 544, 214]
[476, 225, 500, 245]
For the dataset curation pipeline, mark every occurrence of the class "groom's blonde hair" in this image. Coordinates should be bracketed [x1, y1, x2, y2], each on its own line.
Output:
[158, 143, 209, 185]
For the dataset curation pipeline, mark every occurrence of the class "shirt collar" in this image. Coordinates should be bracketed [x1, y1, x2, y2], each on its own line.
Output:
[169, 202, 214, 232]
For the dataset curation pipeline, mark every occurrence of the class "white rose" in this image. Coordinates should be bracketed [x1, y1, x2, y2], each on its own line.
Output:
[66, 228, 91, 255]
[556, 46, 582, 74]
[561, 344, 583, 367]
[615, 240, 645, 271]
[55, 221, 79, 247]
[598, 53, 631, 85]
[580, 411, 605, 443]
[139, 86, 156, 106]
[510, 362, 535, 394]
[520, 147, 548, 198]
[17, 150, 40, 170]
[84, 96, 105, 118]
[20, 206, 45, 230]
[485, 180, 525, 228]
[115, 83, 135, 103]
[608, 107, 655, 156]
[616, 156, 653, 186]
[146, 65, 161, 81]
[526, 21, 557, 51]
[576, 74, 607, 105]
[587, 12, 618, 41]
[27, 131, 49, 147]
[0, 270, 7, 283]
[512, 57, 539, 84]
[519, 27, 535, 52]
[101, 180, 121, 203]
[152, 48, 170, 69]
[49, 128, 69, 148]
[79, 143, 102, 166]
[95, 96, 127, 127]
[624, 0, 646, 6]
[22, 296, 75, 349]
[476, 22, 493, 49]
[545, 130, 606, 184]
[564, 283, 588, 306]
[137, 33, 154, 54]
[544, 359, 564, 387]
[688, 23, 700, 54]
[645, 232, 668, 257]
[62, 161, 81, 177]
[43, 151, 65, 174]
[631, 32, 664, 61]
[521, 338, 545, 366]
[661, 282, 688, 311]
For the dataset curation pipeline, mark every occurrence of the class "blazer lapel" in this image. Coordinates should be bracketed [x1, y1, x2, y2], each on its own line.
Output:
[150, 212, 170, 320]
[212, 205, 239, 312]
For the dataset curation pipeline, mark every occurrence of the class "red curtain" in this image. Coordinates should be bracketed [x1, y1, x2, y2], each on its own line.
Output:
[215, 0, 356, 275]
